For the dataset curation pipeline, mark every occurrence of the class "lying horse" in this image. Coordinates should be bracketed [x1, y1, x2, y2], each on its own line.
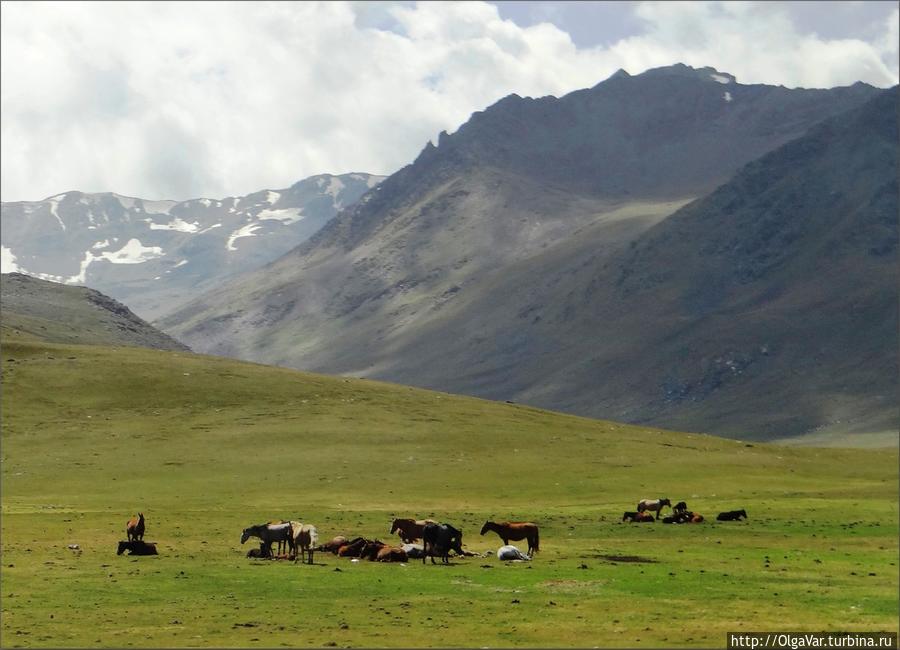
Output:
[241, 522, 295, 554]
[717, 509, 747, 521]
[317, 536, 348, 554]
[126, 513, 145, 542]
[117, 540, 157, 556]
[480, 521, 539, 556]
[377, 546, 408, 563]
[360, 540, 386, 560]
[246, 542, 271, 559]
[637, 498, 671, 520]
[337, 537, 369, 557]
[623, 511, 655, 523]
[497, 545, 530, 561]
[673, 501, 688, 514]
[422, 523, 464, 564]
[401, 543, 425, 559]
[390, 518, 436, 544]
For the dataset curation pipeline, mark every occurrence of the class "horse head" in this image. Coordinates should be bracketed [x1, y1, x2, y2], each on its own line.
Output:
[117, 541, 129, 555]
[479, 521, 493, 536]
[660, 498, 671, 507]
[240, 528, 253, 544]
[390, 519, 401, 534]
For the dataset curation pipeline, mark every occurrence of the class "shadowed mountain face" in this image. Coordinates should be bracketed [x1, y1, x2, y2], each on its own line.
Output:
[372, 87, 899, 442]
[1, 272, 189, 351]
[1, 173, 383, 320]
[159, 65, 890, 441]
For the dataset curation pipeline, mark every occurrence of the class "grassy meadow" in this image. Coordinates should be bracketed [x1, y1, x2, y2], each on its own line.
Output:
[1, 337, 897, 647]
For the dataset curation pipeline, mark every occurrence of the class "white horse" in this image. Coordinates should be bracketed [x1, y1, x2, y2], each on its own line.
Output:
[637, 498, 671, 520]
[290, 522, 319, 564]
[497, 545, 531, 561]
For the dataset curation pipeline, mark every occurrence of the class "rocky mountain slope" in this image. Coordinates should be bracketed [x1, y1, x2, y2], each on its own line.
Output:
[376, 87, 898, 442]
[1, 173, 383, 319]
[1, 272, 189, 351]
[158, 66, 890, 441]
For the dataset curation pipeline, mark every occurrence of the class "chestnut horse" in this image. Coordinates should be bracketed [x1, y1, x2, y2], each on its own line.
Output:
[126, 513, 145, 542]
[390, 518, 436, 543]
[480, 521, 539, 556]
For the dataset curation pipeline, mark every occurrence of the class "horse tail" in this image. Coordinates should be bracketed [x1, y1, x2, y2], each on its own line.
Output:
[308, 526, 319, 548]
[533, 527, 539, 553]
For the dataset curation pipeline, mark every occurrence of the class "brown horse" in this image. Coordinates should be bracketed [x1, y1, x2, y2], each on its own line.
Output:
[376, 546, 408, 562]
[480, 521, 539, 556]
[117, 540, 157, 555]
[337, 537, 369, 557]
[390, 518, 436, 543]
[317, 536, 349, 554]
[126, 513, 145, 542]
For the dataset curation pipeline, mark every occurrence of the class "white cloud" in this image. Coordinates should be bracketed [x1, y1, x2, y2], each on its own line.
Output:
[1, 1, 897, 203]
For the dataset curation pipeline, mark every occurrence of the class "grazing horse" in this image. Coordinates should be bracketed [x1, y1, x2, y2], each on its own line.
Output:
[126, 513, 145, 542]
[390, 518, 436, 544]
[637, 498, 671, 520]
[717, 509, 748, 521]
[480, 521, 540, 556]
[673, 501, 688, 514]
[496, 545, 531, 561]
[317, 536, 348, 554]
[289, 522, 319, 564]
[117, 540, 157, 556]
[241, 522, 295, 554]
[422, 523, 464, 564]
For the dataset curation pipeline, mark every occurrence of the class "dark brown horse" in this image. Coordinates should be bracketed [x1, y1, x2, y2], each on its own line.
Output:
[337, 537, 369, 557]
[480, 521, 539, 556]
[117, 540, 157, 555]
[126, 513, 145, 542]
[390, 518, 436, 543]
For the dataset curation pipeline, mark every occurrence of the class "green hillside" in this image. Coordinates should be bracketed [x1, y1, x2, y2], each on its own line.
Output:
[1, 337, 897, 647]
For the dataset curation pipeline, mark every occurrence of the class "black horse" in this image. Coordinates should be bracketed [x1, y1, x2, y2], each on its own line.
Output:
[422, 523, 463, 564]
[717, 509, 748, 521]
[117, 540, 158, 555]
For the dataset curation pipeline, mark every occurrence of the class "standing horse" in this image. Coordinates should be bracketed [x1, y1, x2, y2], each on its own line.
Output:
[480, 521, 539, 556]
[126, 513, 145, 542]
[289, 522, 319, 564]
[390, 518, 436, 543]
[422, 523, 463, 564]
[637, 498, 671, 520]
[241, 522, 295, 554]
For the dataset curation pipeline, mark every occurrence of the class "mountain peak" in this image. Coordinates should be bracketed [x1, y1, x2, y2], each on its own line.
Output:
[640, 63, 736, 84]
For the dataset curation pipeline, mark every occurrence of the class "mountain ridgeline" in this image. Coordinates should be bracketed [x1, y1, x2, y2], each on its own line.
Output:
[153, 66, 895, 441]
[1, 173, 383, 320]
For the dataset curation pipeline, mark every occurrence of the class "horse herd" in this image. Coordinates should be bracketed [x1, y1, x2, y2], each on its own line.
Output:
[116, 503, 746, 559]
[622, 499, 748, 524]
[239, 518, 540, 564]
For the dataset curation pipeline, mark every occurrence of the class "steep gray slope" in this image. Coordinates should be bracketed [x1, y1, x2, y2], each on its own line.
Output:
[1, 272, 189, 351]
[379, 87, 899, 442]
[160, 64, 880, 380]
[1, 173, 383, 320]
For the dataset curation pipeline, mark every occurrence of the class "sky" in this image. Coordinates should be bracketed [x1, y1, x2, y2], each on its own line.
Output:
[1, 1, 897, 203]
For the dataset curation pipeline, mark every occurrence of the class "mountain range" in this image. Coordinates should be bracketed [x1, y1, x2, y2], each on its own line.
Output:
[0, 172, 383, 320]
[157, 64, 895, 442]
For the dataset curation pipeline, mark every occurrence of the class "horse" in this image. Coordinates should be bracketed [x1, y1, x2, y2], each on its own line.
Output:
[422, 523, 463, 564]
[690, 513, 704, 523]
[623, 511, 655, 523]
[268, 519, 294, 554]
[317, 536, 348, 554]
[717, 509, 747, 521]
[480, 521, 539, 556]
[246, 542, 271, 559]
[241, 522, 295, 554]
[376, 546, 408, 562]
[637, 498, 671, 520]
[289, 522, 319, 564]
[496, 545, 531, 561]
[126, 513, 145, 542]
[662, 511, 692, 524]
[401, 543, 425, 559]
[337, 537, 369, 557]
[117, 540, 157, 556]
[360, 540, 386, 561]
[390, 518, 436, 544]
[673, 501, 688, 514]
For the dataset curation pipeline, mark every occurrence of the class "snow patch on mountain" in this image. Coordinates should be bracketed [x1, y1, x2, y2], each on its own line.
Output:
[257, 208, 304, 224]
[1, 246, 20, 273]
[141, 200, 177, 215]
[227, 223, 262, 251]
[724, 91, 733, 102]
[710, 73, 732, 84]
[48, 198, 66, 231]
[265, 191, 280, 205]
[147, 217, 201, 233]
